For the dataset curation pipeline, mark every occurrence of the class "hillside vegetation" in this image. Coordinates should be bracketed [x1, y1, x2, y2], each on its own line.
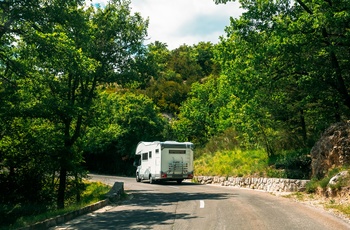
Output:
[1, 0, 350, 227]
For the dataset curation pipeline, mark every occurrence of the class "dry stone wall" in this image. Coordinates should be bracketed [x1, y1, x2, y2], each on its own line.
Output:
[194, 176, 309, 193]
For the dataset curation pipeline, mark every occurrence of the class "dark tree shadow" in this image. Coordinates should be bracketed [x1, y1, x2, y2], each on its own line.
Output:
[125, 190, 236, 208]
[63, 185, 237, 229]
[66, 208, 197, 229]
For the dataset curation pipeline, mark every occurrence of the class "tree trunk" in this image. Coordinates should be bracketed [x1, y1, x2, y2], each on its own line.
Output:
[299, 109, 307, 146]
[57, 121, 72, 209]
[75, 172, 81, 203]
[57, 162, 67, 209]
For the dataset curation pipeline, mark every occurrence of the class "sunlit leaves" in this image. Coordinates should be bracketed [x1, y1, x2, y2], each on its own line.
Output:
[0, 0, 149, 211]
[82, 91, 167, 173]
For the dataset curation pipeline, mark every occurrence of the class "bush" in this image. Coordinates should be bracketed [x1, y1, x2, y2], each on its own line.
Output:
[1, 181, 111, 229]
[194, 149, 268, 177]
[274, 149, 311, 179]
[305, 178, 318, 193]
[305, 168, 350, 194]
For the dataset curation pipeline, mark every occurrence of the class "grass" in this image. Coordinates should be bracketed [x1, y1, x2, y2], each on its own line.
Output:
[284, 191, 350, 220]
[194, 144, 350, 220]
[194, 148, 269, 177]
[6, 181, 111, 230]
[325, 203, 350, 218]
[288, 168, 350, 220]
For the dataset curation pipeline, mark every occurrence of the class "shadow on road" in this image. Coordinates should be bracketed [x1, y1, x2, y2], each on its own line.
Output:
[125, 190, 236, 208]
[60, 177, 238, 229]
[69, 191, 234, 229]
[71, 208, 197, 230]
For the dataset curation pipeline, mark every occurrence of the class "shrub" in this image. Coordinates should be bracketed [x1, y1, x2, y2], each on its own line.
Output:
[274, 149, 311, 179]
[305, 178, 318, 193]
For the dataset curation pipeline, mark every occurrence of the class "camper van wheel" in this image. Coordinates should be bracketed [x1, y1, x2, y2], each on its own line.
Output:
[149, 175, 154, 184]
[136, 173, 141, 182]
[176, 179, 183, 184]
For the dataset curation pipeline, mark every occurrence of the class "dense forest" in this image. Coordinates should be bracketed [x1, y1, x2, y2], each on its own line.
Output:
[1, 0, 350, 225]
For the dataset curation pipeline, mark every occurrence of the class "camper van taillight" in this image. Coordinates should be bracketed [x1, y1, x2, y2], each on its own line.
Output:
[187, 173, 193, 179]
[161, 172, 167, 178]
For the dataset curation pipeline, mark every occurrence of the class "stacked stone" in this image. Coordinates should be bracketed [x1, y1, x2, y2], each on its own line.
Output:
[195, 176, 309, 193]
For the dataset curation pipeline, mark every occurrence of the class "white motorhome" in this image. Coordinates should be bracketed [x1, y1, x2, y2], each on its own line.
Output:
[134, 141, 194, 184]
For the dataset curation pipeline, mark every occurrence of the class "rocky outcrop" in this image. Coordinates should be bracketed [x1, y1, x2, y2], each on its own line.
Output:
[328, 171, 349, 186]
[311, 121, 350, 178]
[194, 176, 309, 193]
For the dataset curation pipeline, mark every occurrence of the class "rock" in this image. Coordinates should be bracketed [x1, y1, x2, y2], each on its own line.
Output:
[192, 176, 309, 193]
[328, 171, 348, 185]
[311, 121, 350, 178]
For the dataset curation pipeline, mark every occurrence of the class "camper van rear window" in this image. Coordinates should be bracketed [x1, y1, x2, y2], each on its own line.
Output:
[169, 150, 186, 154]
[142, 152, 148, 160]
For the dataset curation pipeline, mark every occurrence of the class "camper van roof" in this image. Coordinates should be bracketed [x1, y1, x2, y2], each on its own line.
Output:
[137, 141, 193, 145]
[135, 141, 194, 155]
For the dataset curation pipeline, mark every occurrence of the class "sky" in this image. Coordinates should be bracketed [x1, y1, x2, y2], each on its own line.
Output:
[88, 0, 244, 50]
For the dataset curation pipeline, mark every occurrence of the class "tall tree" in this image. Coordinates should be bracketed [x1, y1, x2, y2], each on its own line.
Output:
[214, 0, 350, 112]
[211, 0, 350, 152]
[1, 0, 148, 209]
[83, 91, 167, 175]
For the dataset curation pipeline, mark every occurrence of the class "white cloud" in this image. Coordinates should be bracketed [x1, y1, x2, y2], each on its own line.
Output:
[88, 0, 243, 49]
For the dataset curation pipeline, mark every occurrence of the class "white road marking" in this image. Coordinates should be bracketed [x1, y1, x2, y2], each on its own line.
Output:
[200, 200, 205, 208]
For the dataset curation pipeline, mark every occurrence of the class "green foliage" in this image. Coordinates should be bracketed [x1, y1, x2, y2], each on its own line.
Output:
[265, 168, 287, 179]
[2, 0, 350, 223]
[145, 79, 189, 114]
[173, 0, 350, 172]
[305, 178, 319, 193]
[274, 149, 311, 179]
[140, 42, 219, 116]
[305, 167, 350, 194]
[325, 203, 350, 219]
[80, 181, 111, 204]
[0, 117, 60, 219]
[194, 149, 268, 177]
[172, 75, 233, 146]
[319, 177, 331, 189]
[3, 181, 110, 229]
[0, 0, 149, 211]
[82, 91, 168, 175]
[194, 128, 240, 158]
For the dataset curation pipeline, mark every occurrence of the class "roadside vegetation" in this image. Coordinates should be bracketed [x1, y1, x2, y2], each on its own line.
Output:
[1, 0, 350, 229]
[283, 167, 350, 219]
[195, 149, 268, 177]
[193, 132, 311, 179]
[3, 181, 111, 230]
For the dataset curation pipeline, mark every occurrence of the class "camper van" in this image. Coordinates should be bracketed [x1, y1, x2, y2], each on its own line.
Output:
[134, 141, 194, 184]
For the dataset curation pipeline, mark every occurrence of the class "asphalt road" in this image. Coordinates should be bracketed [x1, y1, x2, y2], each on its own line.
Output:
[51, 174, 350, 230]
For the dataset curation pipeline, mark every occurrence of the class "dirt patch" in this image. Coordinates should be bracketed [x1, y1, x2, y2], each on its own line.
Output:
[285, 190, 350, 224]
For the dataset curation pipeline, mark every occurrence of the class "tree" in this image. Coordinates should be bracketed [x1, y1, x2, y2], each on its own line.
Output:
[168, 44, 204, 83]
[1, 0, 148, 210]
[193, 42, 221, 77]
[83, 91, 167, 175]
[172, 76, 233, 146]
[214, 0, 350, 113]
[142, 42, 220, 116]
[211, 0, 350, 154]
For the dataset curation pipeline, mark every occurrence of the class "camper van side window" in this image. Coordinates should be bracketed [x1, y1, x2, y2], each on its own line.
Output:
[169, 150, 186, 154]
[156, 149, 159, 154]
[142, 152, 148, 161]
[149, 151, 152, 158]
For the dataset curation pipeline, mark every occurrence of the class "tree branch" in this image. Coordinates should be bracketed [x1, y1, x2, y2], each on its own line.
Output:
[295, 0, 313, 15]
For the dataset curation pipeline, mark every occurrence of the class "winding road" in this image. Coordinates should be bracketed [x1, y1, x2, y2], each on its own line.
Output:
[51, 174, 350, 230]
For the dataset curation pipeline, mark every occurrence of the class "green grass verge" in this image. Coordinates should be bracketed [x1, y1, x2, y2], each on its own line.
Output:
[5, 181, 111, 230]
[194, 149, 270, 177]
[325, 202, 350, 218]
